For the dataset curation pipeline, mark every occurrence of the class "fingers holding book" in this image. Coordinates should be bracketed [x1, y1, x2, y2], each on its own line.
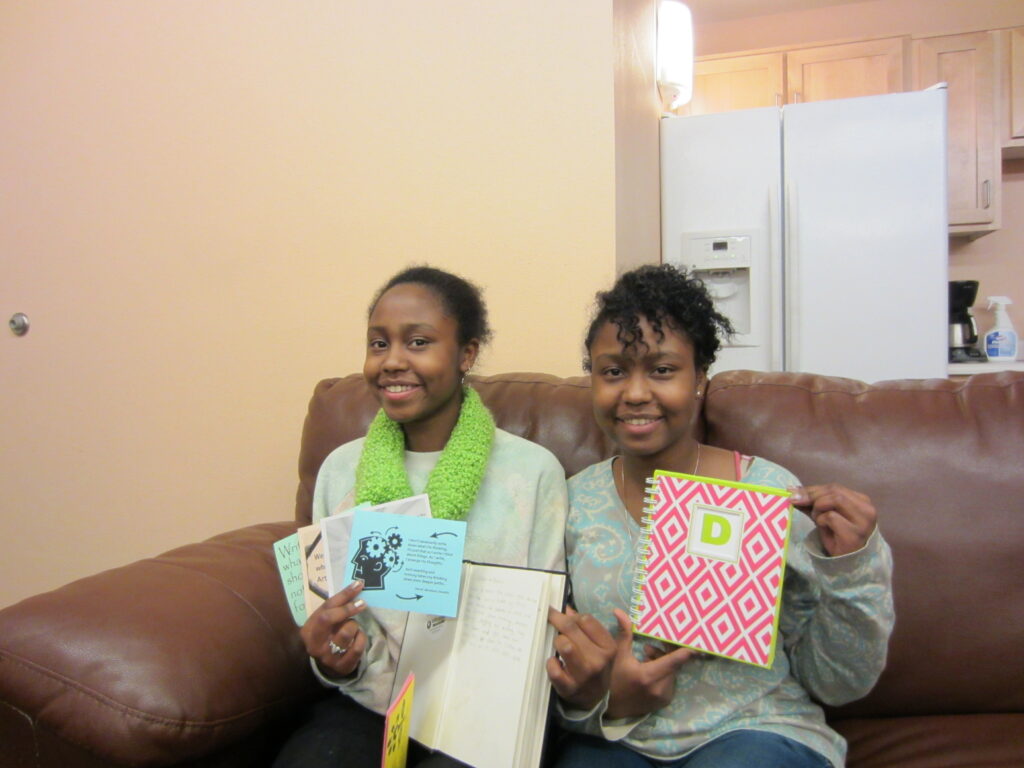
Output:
[606, 609, 695, 719]
[789, 483, 878, 557]
[546, 605, 616, 711]
[301, 578, 368, 679]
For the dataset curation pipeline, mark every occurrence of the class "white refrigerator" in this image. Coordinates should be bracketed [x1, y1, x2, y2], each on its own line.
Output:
[660, 89, 949, 382]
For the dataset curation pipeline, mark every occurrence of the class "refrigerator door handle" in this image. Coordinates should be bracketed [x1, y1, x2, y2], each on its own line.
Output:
[783, 182, 800, 373]
[768, 184, 784, 372]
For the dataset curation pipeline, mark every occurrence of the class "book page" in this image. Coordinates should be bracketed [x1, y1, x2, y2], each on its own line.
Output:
[517, 573, 564, 768]
[343, 509, 467, 617]
[321, 495, 432, 596]
[438, 565, 551, 768]
[394, 611, 458, 750]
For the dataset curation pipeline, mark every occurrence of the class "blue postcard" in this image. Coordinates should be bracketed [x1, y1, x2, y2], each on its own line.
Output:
[343, 508, 467, 617]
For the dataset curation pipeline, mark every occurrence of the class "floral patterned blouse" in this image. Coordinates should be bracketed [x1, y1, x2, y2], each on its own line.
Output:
[559, 456, 894, 768]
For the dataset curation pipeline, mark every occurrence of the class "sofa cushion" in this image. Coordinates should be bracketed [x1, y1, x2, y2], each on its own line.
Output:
[0, 523, 318, 767]
[703, 370, 1024, 720]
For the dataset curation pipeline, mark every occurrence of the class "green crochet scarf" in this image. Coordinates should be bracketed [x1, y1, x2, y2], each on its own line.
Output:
[354, 386, 495, 520]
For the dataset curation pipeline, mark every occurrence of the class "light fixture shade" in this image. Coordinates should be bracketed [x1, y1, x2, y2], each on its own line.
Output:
[657, 0, 693, 109]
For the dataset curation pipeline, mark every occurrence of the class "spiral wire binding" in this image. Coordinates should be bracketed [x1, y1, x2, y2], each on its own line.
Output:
[629, 476, 662, 625]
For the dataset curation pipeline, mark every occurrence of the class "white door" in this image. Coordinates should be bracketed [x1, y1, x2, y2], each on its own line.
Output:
[782, 90, 949, 382]
[660, 108, 784, 373]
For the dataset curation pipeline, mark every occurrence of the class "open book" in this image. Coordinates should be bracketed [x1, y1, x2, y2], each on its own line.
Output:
[631, 470, 793, 668]
[394, 562, 566, 768]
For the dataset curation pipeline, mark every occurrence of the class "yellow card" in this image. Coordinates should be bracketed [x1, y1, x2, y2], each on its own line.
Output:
[382, 672, 415, 768]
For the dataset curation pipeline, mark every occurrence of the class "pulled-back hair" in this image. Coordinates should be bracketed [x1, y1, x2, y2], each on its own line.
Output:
[369, 265, 493, 347]
[583, 263, 733, 373]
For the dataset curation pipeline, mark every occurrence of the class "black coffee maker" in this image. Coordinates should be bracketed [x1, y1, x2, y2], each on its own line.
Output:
[949, 280, 983, 362]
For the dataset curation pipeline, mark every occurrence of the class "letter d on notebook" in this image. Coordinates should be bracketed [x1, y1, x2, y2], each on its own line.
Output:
[701, 514, 732, 545]
[688, 504, 744, 563]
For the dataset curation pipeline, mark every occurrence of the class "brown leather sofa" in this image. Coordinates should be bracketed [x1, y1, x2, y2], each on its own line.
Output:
[2, 370, 1022, 768]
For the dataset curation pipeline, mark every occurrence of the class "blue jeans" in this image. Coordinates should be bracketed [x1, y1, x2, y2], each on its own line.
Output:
[552, 730, 832, 768]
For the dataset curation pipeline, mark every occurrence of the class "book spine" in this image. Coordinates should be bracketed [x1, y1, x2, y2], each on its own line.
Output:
[629, 477, 661, 626]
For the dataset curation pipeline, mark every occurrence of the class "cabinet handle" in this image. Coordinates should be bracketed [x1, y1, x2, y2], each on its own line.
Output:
[793, 91, 802, 103]
[775, 92, 782, 107]
[982, 180, 991, 209]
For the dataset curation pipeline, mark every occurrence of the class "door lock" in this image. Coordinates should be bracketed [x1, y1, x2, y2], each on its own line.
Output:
[9, 313, 30, 336]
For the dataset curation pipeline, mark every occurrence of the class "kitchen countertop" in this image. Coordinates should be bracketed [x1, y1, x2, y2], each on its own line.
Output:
[948, 359, 1024, 376]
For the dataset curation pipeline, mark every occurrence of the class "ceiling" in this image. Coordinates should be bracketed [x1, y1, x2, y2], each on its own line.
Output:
[683, 0, 875, 24]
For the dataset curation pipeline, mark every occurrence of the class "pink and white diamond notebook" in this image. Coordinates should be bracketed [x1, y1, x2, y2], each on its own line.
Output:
[630, 470, 793, 669]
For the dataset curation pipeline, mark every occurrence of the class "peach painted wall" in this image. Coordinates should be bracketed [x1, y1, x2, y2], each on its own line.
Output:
[694, 0, 1024, 334]
[0, 1, 646, 608]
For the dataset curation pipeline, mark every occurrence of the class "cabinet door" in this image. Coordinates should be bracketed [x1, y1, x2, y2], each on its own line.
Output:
[786, 38, 907, 103]
[1010, 29, 1024, 141]
[679, 53, 784, 116]
[915, 32, 999, 232]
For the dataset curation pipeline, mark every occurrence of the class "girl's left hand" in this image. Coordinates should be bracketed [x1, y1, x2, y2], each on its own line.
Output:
[789, 483, 877, 557]
[606, 609, 694, 719]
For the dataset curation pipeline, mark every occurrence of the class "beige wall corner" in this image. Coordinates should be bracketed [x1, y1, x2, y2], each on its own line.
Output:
[614, 0, 663, 276]
[0, 1, 633, 607]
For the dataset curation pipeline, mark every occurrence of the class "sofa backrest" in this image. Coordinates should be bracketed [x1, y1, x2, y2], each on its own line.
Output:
[295, 372, 615, 524]
[295, 369, 1024, 722]
[704, 369, 1024, 721]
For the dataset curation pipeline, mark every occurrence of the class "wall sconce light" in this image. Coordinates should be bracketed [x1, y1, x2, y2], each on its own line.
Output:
[657, 0, 693, 112]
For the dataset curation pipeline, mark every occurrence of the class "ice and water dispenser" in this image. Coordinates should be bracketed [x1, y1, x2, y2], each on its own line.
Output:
[677, 233, 754, 337]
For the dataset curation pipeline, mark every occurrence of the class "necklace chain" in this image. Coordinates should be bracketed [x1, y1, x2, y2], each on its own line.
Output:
[619, 443, 702, 530]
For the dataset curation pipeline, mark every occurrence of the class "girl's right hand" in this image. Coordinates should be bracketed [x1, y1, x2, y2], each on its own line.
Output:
[300, 579, 368, 679]
[546, 606, 617, 711]
[606, 609, 694, 719]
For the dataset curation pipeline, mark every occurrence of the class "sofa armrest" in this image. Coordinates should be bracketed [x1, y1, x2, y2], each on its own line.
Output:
[0, 522, 322, 767]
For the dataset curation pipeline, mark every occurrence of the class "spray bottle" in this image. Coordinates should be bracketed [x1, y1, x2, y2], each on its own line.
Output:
[984, 296, 1018, 361]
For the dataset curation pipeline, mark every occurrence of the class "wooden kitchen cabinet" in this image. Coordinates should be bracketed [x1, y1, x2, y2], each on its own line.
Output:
[785, 38, 908, 103]
[1000, 28, 1024, 156]
[677, 53, 784, 116]
[684, 40, 906, 116]
[914, 32, 1000, 235]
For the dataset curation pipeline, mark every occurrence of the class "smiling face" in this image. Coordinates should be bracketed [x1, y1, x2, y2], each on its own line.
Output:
[364, 282, 478, 451]
[588, 316, 706, 466]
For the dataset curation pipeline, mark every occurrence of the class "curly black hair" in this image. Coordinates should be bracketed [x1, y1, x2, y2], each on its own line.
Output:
[583, 263, 733, 373]
[369, 265, 493, 347]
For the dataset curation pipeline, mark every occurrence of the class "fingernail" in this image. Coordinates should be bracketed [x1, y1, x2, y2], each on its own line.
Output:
[347, 579, 364, 591]
[787, 486, 807, 503]
[352, 599, 366, 610]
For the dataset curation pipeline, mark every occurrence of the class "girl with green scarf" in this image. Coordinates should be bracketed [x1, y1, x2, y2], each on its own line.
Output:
[274, 266, 569, 768]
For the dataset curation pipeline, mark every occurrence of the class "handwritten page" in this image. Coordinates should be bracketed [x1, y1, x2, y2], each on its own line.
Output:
[392, 563, 565, 768]
[343, 509, 467, 617]
[439, 567, 551, 768]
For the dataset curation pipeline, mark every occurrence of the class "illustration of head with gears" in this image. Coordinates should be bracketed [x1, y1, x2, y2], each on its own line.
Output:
[350, 527, 404, 590]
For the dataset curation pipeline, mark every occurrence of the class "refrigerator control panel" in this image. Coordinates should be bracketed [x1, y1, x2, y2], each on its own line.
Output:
[680, 234, 753, 270]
